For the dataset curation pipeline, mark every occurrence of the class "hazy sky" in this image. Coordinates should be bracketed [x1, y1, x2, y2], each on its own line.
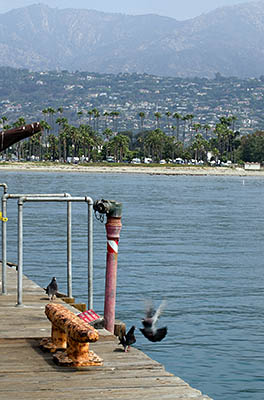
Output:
[0, 0, 258, 20]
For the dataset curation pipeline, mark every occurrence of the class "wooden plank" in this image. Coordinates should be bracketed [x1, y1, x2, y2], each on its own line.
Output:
[0, 264, 212, 400]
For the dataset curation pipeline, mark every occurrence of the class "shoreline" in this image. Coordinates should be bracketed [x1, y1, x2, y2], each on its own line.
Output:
[0, 162, 263, 176]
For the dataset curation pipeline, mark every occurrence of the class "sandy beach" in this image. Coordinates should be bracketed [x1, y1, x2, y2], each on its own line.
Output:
[0, 162, 263, 176]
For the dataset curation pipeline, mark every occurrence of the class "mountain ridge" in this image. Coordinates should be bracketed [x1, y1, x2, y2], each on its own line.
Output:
[0, 2, 264, 78]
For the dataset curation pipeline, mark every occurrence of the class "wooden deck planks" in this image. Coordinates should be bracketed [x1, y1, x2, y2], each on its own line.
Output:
[0, 264, 212, 399]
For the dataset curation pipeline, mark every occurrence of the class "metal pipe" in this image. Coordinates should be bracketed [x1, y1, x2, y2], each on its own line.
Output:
[1, 193, 70, 295]
[0, 183, 8, 195]
[17, 196, 93, 307]
[17, 198, 23, 306]
[104, 216, 122, 333]
[67, 200, 72, 298]
[0, 122, 41, 152]
[87, 199, 93, 310]
[1, 185, 8, 294]
[93, 199, 122, 333]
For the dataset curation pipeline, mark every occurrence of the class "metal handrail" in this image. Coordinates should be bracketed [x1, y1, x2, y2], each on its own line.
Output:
[1, 193, 71, 295]
[0, 183, 8, 195]
[17, 196, 93, 309]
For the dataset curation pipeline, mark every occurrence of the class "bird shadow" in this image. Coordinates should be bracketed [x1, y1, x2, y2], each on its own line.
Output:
[113, 347, 125, 353]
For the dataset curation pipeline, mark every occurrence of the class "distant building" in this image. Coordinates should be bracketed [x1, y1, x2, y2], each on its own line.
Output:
[244, 162, 261, 171]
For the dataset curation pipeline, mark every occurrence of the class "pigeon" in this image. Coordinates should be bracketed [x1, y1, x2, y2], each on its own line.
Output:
[140, 300, 167, 342]
[119, 325, 136, 352]
[45, 277, 58, 301]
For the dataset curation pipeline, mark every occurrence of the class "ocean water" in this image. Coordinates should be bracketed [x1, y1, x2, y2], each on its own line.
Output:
[1, 170, 264, 400]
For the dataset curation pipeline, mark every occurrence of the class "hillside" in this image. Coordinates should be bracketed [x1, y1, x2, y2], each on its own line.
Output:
[0, 2, 264, 77]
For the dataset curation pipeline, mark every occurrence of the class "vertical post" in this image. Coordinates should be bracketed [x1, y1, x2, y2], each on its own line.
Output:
[104, 210, 122, 333]
[67, 200, 72, 298]
[1, 197, 7, 294]
[88, 200, 93, 310]
[17, 199, 23, 306]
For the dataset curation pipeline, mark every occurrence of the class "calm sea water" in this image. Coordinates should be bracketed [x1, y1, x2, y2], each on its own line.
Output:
[1, 170, 264, 400]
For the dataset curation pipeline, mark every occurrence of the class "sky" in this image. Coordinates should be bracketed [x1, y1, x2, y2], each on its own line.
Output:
[0, 0, 258, 20]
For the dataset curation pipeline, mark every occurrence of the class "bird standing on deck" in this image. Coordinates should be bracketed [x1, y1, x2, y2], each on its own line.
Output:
[45, 277, 58, 301]
[119, 325, 136, 352]
[140, 300, 167, 342]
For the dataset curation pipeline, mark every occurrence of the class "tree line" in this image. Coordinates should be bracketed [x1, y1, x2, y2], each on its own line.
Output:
[0, 108, 263, 164]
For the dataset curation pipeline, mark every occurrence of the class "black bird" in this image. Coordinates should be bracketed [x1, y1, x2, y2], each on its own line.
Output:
[45, 277, 58, 301]
[119, 325, 136, 352]
[140, 300, 167, 342]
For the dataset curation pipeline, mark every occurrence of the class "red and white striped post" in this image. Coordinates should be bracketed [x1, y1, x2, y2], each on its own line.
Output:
[93, 199, 123, 334]
[104, 214, 122, 333]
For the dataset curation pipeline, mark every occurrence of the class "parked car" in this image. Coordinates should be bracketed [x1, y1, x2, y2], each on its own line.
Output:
[106, 156, 115, 163]
[131, 158, 141, 164]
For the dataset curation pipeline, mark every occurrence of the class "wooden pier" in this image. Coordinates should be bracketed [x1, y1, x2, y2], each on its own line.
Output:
[0, 263, 212, 400]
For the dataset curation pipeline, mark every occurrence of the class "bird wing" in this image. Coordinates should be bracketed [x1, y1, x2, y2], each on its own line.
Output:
[140, 326, 167, 342]
[51, 281, 58, 292]
[151, 300, 166, 326]
[126, 326, 136, 345]
[144, 299, 155, 318]
[152, 327, 167, 342]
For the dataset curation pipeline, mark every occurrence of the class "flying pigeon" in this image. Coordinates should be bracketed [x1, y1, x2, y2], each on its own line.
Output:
[119, 325, 136, 352]
[45, 277, 58, 301]
[140, 300, 167, 342]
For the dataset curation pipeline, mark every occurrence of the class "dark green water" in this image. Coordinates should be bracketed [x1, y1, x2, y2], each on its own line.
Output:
[1, 170, 264, 400]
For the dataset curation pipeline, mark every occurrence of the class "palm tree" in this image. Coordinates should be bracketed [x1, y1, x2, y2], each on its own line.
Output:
[192, 133, 208, 162]
[110, 111, 120, 132]
[165, 111, 172, 132]
[47, 107, 56, 132]
[59, 130, 68, 162]
[145, 129, 166, 162]
[102, 128, 114, 156]
[57, 107, 63, 115]
[138, 112, 145, 131]
[192, 123, 201, 143]
[203, 124, 211, 141]
[154, 112, 162, 129]
[87, 110, 93, 126]
[79, 124, 98, 161]
[77, 111, 83, 121]
[185, 114, 194, 143]
[47, 133, 58, 160]
[39, 120, 51, 160]
[181, 115, 188, 146]
[173, 113, 182, 142]
[103, 111, 109, 129]
[56, 117, 68, 161]
[0, 116, 8, 129]
[109, 134, 130, 162]
[229, 115, 237, 132]
[93, 109, 100, 132]
[0, 116, 9, 158]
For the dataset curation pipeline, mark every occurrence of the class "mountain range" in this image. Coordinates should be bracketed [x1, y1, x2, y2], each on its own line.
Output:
[0, 2, 264, 78]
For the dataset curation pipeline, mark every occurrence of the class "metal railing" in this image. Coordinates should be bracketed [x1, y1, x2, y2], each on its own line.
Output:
[1, 193, 71, 296]
[1, 192, 94, 310]
[17, 196, 93, 308]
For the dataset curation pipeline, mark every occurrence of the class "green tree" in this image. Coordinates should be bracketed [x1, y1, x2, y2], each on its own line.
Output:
[203, 124, 211, 141]
[192, 133, 208, 161]
[165, 111, 172, 131]
[173, 113, 182, 142]
[109, 134, 130, 162]
[154, 112, 162, 129]
[110, 111, 120, 132]
[237, 131, 264, 163]
[138, 112, 145, 131]
[145, 129, 166, 162]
